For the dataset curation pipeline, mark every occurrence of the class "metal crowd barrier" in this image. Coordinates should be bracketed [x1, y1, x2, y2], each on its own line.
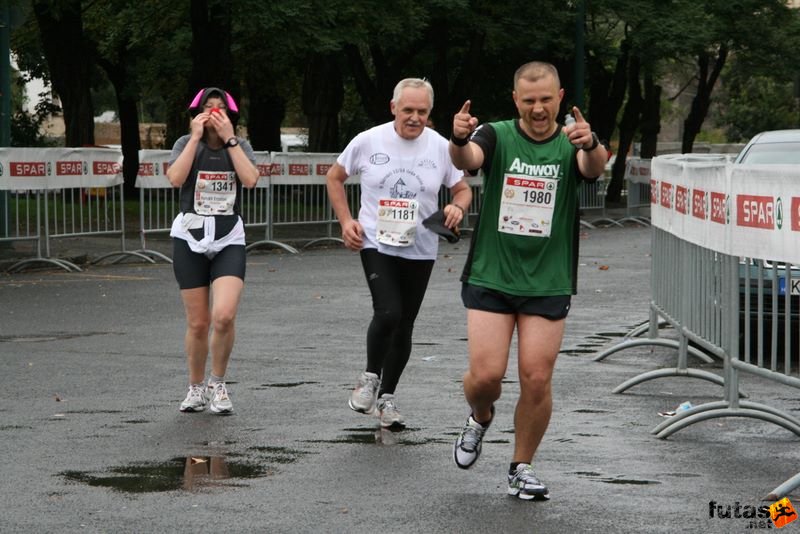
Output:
[578, 177, 622, 228]
[620, 157, 651, 226]
[135, 150, 178, 263]
[595, 154, 800, 501]
[0, 189, 42, 266]
[0, 147, 145, 272]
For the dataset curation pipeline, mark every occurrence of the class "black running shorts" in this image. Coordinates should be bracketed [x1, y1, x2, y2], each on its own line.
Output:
[172, 239, 246, 290]
[461, 283, 571, 319]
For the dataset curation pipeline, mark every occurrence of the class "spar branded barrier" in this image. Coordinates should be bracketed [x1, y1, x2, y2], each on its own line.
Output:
[0, 147, 139, 272]
[135, 150, 176, 263]
[5, 147, 486, 271]
[622, 157, 652, 225]
[252, 152, 340, 252]
[595, 153, 800, 500]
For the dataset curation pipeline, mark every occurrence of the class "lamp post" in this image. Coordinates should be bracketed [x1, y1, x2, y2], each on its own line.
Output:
[0, 2, 9, 239]
[574, 0, 585, 110]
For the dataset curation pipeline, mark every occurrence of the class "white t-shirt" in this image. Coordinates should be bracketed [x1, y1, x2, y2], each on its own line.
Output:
[337, 122, 464, 260]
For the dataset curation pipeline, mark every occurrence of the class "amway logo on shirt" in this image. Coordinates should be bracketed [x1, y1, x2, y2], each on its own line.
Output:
[508, 158, 560, 177]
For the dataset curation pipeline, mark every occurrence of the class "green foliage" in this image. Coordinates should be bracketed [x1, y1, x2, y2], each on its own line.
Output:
[714, 68, 800, 142]
[11, 96, 60, 147]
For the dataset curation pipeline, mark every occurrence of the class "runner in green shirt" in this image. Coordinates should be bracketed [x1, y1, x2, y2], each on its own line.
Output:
[449, 61, 607, 501]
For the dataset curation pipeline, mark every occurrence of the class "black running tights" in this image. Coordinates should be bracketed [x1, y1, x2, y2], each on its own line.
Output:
[359, 249, 435, 396]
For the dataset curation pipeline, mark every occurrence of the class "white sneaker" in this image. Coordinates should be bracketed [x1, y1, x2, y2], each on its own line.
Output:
[348, 372, 380, 414]
[508, 463, 550, 500]
[179, 384, 207, 412]
[206, 382, 234, 415]
[377, 393, 405, 429]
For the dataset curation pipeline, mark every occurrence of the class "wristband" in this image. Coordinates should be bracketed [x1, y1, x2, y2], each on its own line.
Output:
[450, 204, 465, 215]
[581, 132, 600, 152]
[450, 134, 470, 147]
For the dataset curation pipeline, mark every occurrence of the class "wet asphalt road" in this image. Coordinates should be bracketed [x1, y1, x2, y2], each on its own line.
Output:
[1, 225, 799, 533]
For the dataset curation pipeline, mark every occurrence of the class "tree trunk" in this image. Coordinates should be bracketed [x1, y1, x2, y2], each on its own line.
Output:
[302, 53, 343, 152]
[246, 80, 284, 152]
[344, 43, 396, 124]
[95, 47, 141, 197]
[607, 55, 642, 203]
[587, 39, 629, 145]
[32, 0, 94, 147]
[189, 0, 233, 94]
[639, 71, 661, 159]
[681, 45, 728, 153]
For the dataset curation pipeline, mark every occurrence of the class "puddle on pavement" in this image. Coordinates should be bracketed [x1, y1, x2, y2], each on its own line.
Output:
[61, 456, 270, 493]
[0, 332, 116, 343]
[302, 427, 448, 446]
[254, 381, 319, 389]
[575, 472, 661, 485]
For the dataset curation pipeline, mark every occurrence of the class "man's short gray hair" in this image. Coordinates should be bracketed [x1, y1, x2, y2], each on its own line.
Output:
[392, 78, 434, 108]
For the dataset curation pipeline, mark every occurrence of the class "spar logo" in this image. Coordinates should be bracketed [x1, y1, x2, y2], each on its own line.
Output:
[137, 162, 156, 176]
[692, 189, 708, 220]
[709, 498, 797, 529]
[11, 161, 50, 176]
[737, 195, 781, 230]
[56, 161, 87, 176]
[660, 182, 672, 209]
[711, 192, 727, 224]
[256, 164, 270, 177]
[288, 163, 310, 176]
[675, 185, 689, 215]
[506, 177, 546, 189]
[650, 179, 658, 204]
[93, 161, 121, 175]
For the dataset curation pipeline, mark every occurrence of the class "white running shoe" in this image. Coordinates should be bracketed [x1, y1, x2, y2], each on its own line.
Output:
[508, 463, 550, 500]
[179, 384, 207, 412]
[206, 382, 234, 415]
[453, 407, 494, 469]
[377, 393, 406, 429]
[348, 371, 380, 414]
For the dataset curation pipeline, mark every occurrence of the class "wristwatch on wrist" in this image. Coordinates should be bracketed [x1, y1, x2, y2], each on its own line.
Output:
[224, 137, 239, 149]
[581, 132, 600, 152]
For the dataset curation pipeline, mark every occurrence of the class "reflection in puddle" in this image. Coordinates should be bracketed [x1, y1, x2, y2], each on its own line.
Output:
[61, 456, 269, 493]
[575, 472, 661, 485]
[302, 427, 448, 446]
[256, 381, 319, 389]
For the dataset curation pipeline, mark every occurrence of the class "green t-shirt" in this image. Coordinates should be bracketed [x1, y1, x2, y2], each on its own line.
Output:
[462, 119, 583, 296]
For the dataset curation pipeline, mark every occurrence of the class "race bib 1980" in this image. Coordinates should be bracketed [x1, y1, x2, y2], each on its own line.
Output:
[498, 174, 557, 237]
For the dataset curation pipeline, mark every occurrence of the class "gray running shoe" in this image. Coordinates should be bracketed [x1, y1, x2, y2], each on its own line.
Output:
[508, 463, 550, 500]
[179, 384, 207, 412]
[348, 371, 380, 414]
[453, 409, 493, 469]
[377, 393, 406, 429]
[206, 382, 234, 415]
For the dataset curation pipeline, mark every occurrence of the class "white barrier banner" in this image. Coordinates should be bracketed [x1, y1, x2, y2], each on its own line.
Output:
[253, 151, 271, 188]
[651, 154, 800, 264]
[269, 152, 338, 185]
[137, 149, 274, 189]
[624, 157, 652, 185]
[0, 147, 123, 190]
[136, 149, 171, 188]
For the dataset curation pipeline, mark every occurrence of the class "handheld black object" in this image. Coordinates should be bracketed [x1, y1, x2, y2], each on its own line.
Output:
[422, 209, 460, 243]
